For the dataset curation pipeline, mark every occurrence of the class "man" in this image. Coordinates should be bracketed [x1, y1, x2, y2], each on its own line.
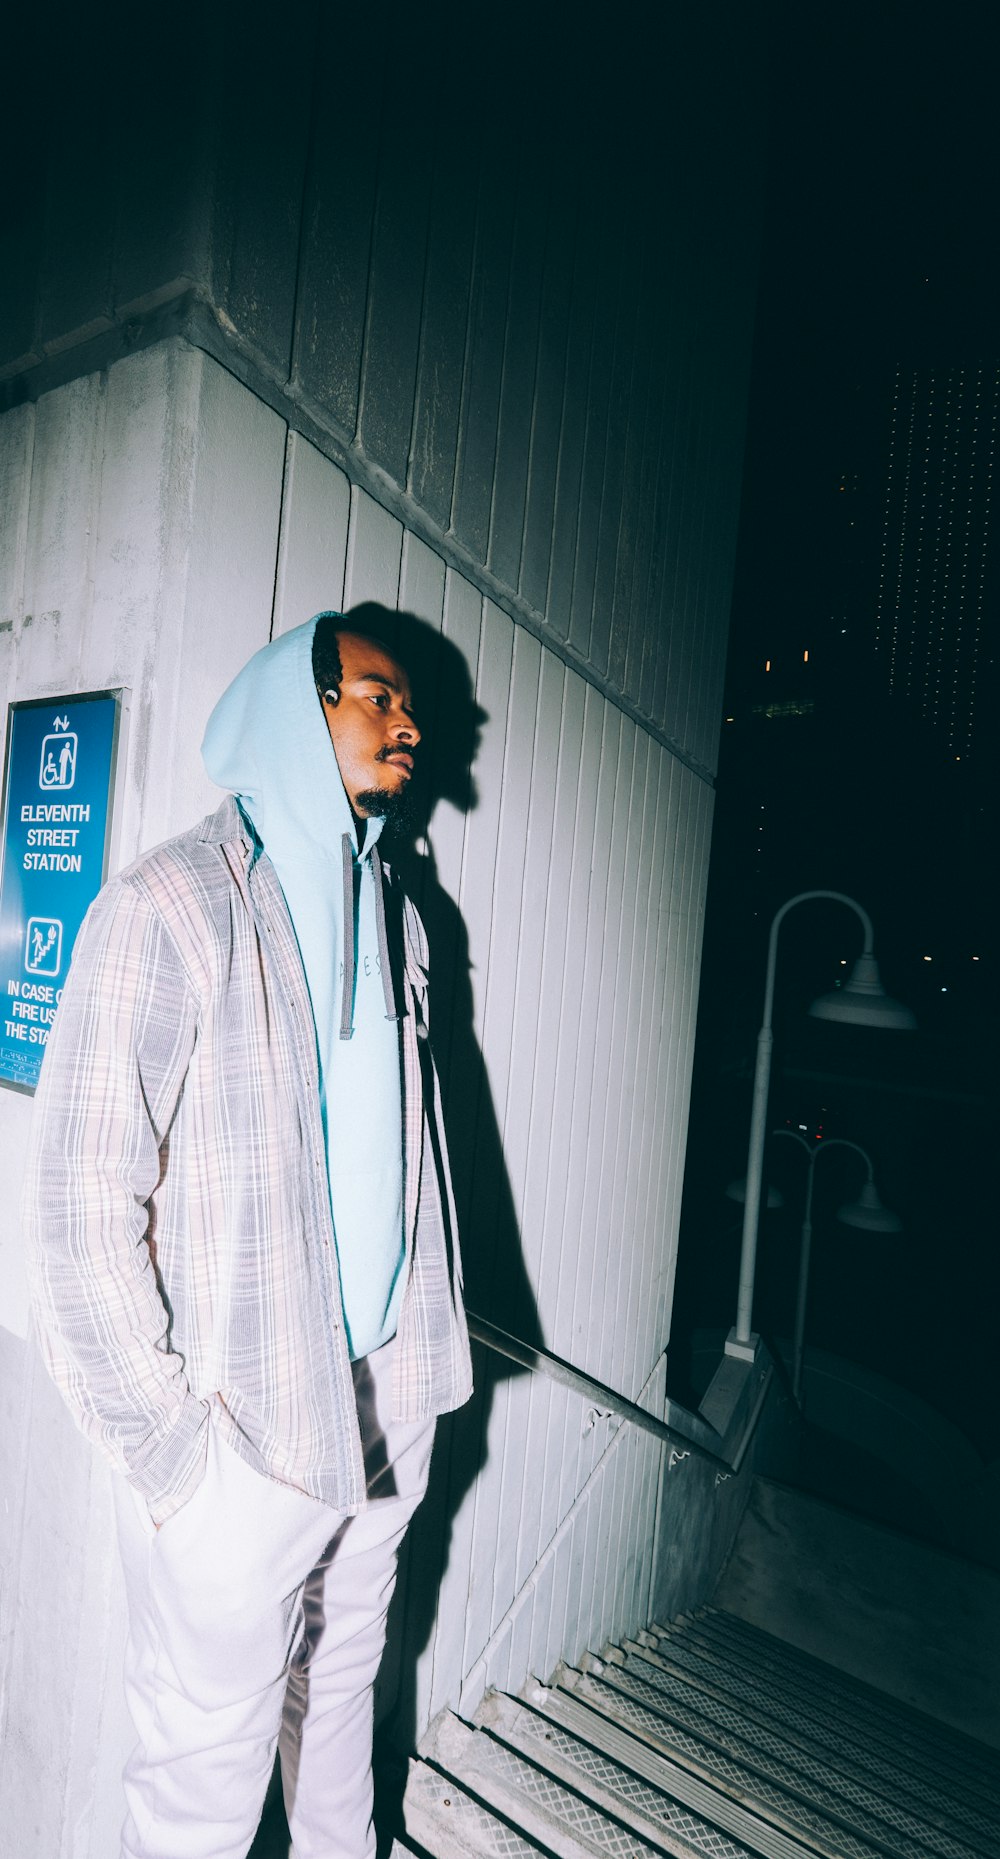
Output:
[25, 611, 473, 1859]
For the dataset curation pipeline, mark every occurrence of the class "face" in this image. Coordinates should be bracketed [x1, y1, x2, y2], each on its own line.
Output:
[321, 632, 421, 820]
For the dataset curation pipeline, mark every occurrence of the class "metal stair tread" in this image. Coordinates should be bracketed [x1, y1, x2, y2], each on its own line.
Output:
[552, 1663, 943, 1859]
[504, 1677, 860, 1859]
[613, 1633, 997, 1851]
[565, 1657, 969, 1859]
[403, 1755, 554, 1859]
[401, 1579, 999, 1859]
[641, 1617, 999, 1839]
[676, 1609, 1000, 1766]
[419, 1708, 748, 1859]
[664, 1611, 1000, 1796]
[611, 1640, 993, 1859]
[660, 1614, 1000, 1822]
[477, 1686, 771, 1859]
[650, 1615, 988, 1766]
[603, 1645, 990, 1859]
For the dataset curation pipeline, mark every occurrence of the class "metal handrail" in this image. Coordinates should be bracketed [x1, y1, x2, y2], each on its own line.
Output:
[466, 1312, 771, 1477]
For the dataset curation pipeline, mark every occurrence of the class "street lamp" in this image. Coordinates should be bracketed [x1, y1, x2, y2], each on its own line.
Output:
[725, 1130, 901, 1397]
[771, 1130, 902, 1402]
[725, 890, 914, 1364]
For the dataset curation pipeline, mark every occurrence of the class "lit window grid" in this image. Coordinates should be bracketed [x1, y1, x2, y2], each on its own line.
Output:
[875, 363, 997, 754]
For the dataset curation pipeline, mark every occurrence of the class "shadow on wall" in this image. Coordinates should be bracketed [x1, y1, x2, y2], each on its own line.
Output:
[250, 602, 542, 1854]
[341, 608, 542, 1797]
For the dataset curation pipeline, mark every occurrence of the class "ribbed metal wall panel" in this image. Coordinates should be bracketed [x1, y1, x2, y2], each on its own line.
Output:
[2, 10, 760, 782]
[287, 99, 749, 773]
[255, 44, 753, 776]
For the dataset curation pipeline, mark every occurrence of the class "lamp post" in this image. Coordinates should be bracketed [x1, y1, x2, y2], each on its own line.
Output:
[725, 890, 914, 1364]
[771, 1130, 901, 1401]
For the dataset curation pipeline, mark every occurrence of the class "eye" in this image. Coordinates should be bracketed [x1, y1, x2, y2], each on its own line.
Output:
[369, 692, 390, 710]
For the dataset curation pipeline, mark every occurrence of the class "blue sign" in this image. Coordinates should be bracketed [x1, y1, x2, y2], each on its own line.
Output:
[0, 691, 124, 1093]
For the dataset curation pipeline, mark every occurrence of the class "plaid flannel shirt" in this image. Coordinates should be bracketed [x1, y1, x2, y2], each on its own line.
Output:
[24, 797, 472, 1524]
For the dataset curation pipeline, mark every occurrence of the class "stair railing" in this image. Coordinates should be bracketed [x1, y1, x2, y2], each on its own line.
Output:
[465, 1312, 773, 1478]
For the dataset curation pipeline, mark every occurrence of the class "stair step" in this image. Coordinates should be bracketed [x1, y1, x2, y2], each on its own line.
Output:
[623, 1630, 997, 1852]
[505, 1678, 830, 1859]
[614, 1641, 990, 1859]
[556, 1662, 911, 1859]
[567, 1654, 965, 1859]
[419, 1708, 732, 1859]
[478, 1686, 770, 1859]
[649, 1612, 1000, 1837]
[403, 1754, 551, 1859]
[660, 1608, 988, 1758]
[664, 1610, 1000, 1803]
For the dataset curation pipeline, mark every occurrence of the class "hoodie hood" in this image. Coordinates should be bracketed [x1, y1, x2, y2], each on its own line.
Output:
[201, 613, 382, 871]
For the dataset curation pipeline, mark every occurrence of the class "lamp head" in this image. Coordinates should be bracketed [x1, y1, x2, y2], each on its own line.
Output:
[725, 1178, 785, 1210]
[837, 1178, 903, 1233]
[809, 952, 916, 1031]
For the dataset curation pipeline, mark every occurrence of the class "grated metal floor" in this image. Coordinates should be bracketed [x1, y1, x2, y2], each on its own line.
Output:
[404, 1606, 1000, 1859]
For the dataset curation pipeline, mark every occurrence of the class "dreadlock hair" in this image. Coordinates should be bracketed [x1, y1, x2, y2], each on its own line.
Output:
[311, 613, 344, 702]
[311, 609, 400, 704]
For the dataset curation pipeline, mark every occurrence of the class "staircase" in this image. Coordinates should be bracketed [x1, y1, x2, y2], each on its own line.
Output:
[400, 1481, 1000, 1859]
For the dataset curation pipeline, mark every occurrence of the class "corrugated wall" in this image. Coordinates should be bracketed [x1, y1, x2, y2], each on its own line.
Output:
[3, 9, 758, 781]
[0, 8, 762, 1844]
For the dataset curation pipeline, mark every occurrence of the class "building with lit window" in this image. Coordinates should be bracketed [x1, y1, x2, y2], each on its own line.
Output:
[875, 363, 999, 760]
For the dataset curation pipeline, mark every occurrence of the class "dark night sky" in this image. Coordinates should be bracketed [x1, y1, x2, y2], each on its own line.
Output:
[734, 0, 999, 661]
[715, 0, 997, 962]
[673, 3, 997, 1471]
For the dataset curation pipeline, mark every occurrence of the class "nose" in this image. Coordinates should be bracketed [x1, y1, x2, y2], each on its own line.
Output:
[393, 710, 420, 745]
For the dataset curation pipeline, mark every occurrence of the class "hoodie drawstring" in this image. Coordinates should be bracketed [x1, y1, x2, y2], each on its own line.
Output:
[339, 834, 355, 1039]
[339, 833, 399, 1037]
[370, 845, 398, 1024]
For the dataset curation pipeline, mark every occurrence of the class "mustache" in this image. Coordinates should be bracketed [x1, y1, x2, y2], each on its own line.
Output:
[375, 744, 415, 763]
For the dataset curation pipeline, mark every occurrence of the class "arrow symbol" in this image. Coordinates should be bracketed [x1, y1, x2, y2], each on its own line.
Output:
[53, 716, 70, 731]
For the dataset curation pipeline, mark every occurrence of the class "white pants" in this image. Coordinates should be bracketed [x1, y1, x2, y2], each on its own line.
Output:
[113, 1340, 435, 1859]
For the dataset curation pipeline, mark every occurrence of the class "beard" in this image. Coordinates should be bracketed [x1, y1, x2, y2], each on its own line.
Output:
[354, 745, 420, 832]
[354, 782, 417, 832]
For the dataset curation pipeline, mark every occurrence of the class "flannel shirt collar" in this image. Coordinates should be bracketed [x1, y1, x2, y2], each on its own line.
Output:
[198, 793, 395, 882]
[198, 794, 246, 847]
[198, 796, 264, 876]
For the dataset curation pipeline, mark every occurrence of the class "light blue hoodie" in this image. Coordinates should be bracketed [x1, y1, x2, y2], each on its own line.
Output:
[201, 616, 405, 1359]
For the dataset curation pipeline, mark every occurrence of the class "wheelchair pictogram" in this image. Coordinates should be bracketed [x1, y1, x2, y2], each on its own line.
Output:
[39, 723, 78, 791]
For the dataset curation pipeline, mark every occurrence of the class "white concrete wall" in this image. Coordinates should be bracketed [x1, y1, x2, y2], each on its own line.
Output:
[0, 344, 285, 1335]
[0, 347, 284, 1851]
[0, 346, 286, 1854]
